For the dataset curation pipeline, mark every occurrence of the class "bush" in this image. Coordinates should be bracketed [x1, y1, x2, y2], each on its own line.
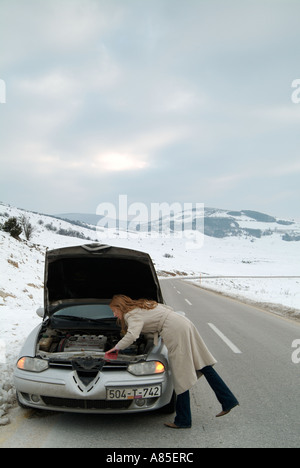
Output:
[57, 228, 90, 240]
[282, 233, 300, 242]
[45, 223, 57, 231]
[19, 214, 35, 240]
[1, 217, 22, 239]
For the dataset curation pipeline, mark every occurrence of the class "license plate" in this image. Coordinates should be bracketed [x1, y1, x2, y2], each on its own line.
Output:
[106, 385, 162, 400]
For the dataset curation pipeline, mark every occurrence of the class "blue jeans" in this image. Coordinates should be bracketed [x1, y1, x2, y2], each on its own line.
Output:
[174, 390, 192, 428]
[174, 366, 239, 428]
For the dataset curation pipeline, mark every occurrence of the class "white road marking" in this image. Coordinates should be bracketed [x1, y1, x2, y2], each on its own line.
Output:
[177, 290, 181, 294]
[208, 323, 242, 354]
[185, 299, 192, 306]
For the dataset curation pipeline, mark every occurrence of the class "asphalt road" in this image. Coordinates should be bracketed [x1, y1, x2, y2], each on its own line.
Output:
[1, 279, 299, 448]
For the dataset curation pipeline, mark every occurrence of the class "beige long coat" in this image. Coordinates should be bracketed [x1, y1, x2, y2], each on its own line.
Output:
[116, 304, 217, 395]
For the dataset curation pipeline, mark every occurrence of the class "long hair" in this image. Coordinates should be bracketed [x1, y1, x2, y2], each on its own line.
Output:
[109, 295, 157, 335]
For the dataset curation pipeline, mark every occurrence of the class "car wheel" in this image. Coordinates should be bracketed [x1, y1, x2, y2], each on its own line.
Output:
[16, 392, 31, 410]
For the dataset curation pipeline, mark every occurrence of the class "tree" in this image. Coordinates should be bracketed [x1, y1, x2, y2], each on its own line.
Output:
[19, 214, 35, 240]
[1, 217, 22, 239]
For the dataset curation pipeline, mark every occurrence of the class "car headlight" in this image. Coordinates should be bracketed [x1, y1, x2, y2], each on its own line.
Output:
[17, 357, 48, 373]
[128, 361, 165, 376]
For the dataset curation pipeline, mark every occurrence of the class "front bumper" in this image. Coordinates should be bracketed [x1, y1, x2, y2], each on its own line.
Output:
[14, 366, 173, 414]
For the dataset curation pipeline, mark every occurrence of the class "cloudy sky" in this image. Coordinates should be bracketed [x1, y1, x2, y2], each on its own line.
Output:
[0, 0, 300, 220]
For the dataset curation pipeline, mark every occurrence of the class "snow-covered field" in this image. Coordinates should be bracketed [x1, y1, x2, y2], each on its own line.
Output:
[0, 203, 299, 425]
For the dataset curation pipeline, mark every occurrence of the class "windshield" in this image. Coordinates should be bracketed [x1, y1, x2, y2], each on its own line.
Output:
[52, 304, 114, 320]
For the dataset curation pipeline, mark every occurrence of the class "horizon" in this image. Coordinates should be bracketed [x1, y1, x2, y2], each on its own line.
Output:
[1, 199, 299, 223]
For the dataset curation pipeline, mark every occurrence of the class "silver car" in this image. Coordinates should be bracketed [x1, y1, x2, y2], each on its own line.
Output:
[14, 244, 176, 414]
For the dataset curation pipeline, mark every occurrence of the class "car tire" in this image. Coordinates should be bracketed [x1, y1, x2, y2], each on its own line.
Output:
[16, 392, 31, 410]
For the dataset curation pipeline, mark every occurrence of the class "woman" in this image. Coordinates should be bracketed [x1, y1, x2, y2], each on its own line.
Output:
[107, 295, 239, 429]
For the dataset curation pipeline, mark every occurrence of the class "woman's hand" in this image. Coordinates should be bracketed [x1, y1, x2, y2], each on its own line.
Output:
[104, 347, 119, 361]
[106, 347, 118, 354]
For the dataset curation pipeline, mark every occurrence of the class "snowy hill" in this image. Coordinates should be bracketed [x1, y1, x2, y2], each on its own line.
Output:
[1, 201, 299, 302]
[0, 202, 299, 424]
[57, 207, 300, 241]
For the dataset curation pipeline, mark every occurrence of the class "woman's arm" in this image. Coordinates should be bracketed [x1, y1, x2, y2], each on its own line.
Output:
[106, 311, 145, 353]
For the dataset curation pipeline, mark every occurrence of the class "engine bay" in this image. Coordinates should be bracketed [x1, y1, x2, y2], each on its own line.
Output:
[36, 328, 152, 359]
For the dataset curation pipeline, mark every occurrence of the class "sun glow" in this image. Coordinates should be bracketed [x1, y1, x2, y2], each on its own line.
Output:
[94, 152, 148, 172]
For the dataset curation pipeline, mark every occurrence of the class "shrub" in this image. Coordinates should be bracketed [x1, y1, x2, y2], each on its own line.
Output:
[19, 214, 35, 240]
[1, 217, 22, 239]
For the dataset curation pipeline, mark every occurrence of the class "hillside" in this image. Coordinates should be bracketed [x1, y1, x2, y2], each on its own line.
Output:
[57, 207, 300, 241]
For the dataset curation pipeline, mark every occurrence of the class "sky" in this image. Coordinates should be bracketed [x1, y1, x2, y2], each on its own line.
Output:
[0, 0, 300, 220]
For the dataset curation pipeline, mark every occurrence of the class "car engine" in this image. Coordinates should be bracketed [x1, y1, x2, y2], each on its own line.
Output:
[57, 334, 108, 353]
[37, 329, 148, 357]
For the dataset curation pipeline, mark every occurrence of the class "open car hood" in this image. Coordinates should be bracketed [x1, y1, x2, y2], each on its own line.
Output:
[44, 244, 164, 316]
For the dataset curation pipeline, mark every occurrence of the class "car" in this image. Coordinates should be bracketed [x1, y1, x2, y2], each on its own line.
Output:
[14, 243, 176, 414]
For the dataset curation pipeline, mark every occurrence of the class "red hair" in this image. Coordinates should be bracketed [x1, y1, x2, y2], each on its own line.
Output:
[110, 295, 157, 334]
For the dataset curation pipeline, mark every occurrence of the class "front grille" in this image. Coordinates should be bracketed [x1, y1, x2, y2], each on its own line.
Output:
[102, 362, 128, 371]
[48, 360, 128, 371]
[41, 396, 132, 410]
[48, 360, 73, 369]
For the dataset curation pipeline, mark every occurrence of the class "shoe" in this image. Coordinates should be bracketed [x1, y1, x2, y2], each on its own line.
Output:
[164, 422, 191, 429]
[216, 403, 239, 418]
[216, 410, 230, 417]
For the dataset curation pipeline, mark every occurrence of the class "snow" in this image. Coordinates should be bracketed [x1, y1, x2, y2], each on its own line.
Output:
[0, 203, 299, 424]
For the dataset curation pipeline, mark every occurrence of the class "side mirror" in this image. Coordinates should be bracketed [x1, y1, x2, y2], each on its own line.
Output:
[36, 307, 44, 318]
